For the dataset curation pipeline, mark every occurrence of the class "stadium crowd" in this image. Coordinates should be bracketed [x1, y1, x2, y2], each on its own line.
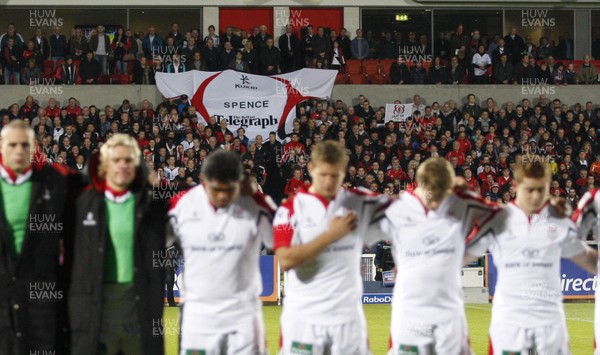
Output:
[0, 21, 599, 84]
[1, 91, 599, 225]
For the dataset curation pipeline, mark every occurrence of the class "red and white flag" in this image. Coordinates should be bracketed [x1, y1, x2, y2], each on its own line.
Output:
[385, 103, 413, 123]
[156, 69, 337, 139]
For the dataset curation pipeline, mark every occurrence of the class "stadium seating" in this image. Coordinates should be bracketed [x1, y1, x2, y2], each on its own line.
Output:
[362, 60, 385, 84]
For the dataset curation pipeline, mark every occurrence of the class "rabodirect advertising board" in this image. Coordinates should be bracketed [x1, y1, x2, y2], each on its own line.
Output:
[363, 253, 599, 304]
[486, 254, 598, 300]
[362, 294, 394, 304]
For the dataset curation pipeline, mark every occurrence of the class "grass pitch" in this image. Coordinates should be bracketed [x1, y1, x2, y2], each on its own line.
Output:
[164, 302, 594, 354]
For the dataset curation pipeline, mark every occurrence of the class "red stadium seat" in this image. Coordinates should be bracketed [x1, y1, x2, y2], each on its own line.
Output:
[345, 60, 363, 75]
[368, 74, 386, 84]
[335, 73, 349, 85]
[362, 60, 380, 75]
[362, 60, 383, 84]
[119, 74, 131, 84]
[348, 73, 368, 84]
[43, 60, 54, 71]
[97, 75, 110, 84]
[380, 59, 396, 84]
[43, 67, 55, 79]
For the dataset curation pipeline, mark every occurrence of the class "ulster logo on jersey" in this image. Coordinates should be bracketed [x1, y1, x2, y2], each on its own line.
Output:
[522, 248, 540, 258]
[82, 212, 97, 226]
[422, 236, 440, 245]
[208, 232, 225, 242]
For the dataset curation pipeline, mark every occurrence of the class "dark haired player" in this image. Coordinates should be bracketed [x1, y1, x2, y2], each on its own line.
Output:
[168, 150, 275, 355]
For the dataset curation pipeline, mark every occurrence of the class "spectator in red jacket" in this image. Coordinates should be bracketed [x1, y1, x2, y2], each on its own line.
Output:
[385, 156, 407, 182]
[480, 174, 497, 194]
[550, 179, 566, 197]
[213, 119, 233, 144]
[455, 131, 472, 153]
[446, 140, 465, 166]
[45, 97, 61, 119]
[284, 166, 305, 197]
[477, 163, 496, 182]
[463, 169, 480, 191]
[64, 97, 82, 118]
[228, 137, 247, 155]
[497, 168, 512, 190]
[283, 133, 306, 160]
[416, 109, 435, 130]
[575, 169, 588, 187]
[19, 96, 39, 120]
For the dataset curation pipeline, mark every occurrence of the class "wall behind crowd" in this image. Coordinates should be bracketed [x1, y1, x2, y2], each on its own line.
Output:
[0, 85, 598, 113]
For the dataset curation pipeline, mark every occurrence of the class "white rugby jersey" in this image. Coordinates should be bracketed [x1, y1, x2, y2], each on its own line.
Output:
[273, 186, 391, 324]
[381, 191, 497, 323]
[468, 202, 586, 327]
[168, 184, 275, 332]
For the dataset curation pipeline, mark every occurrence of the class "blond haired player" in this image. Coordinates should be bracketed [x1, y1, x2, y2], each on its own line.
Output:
[379, 158, 496, 355]
[467, 155, 597, 354]
[273, 140, 390, 355]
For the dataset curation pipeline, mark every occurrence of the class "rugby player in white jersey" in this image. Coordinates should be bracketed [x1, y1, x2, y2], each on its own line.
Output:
[380, 158, 497, 355]
[167, 150, 275, 355]
[572, 188, 600, 354]
[273, 140, 390, 355]
[466, 155, 598, 354]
